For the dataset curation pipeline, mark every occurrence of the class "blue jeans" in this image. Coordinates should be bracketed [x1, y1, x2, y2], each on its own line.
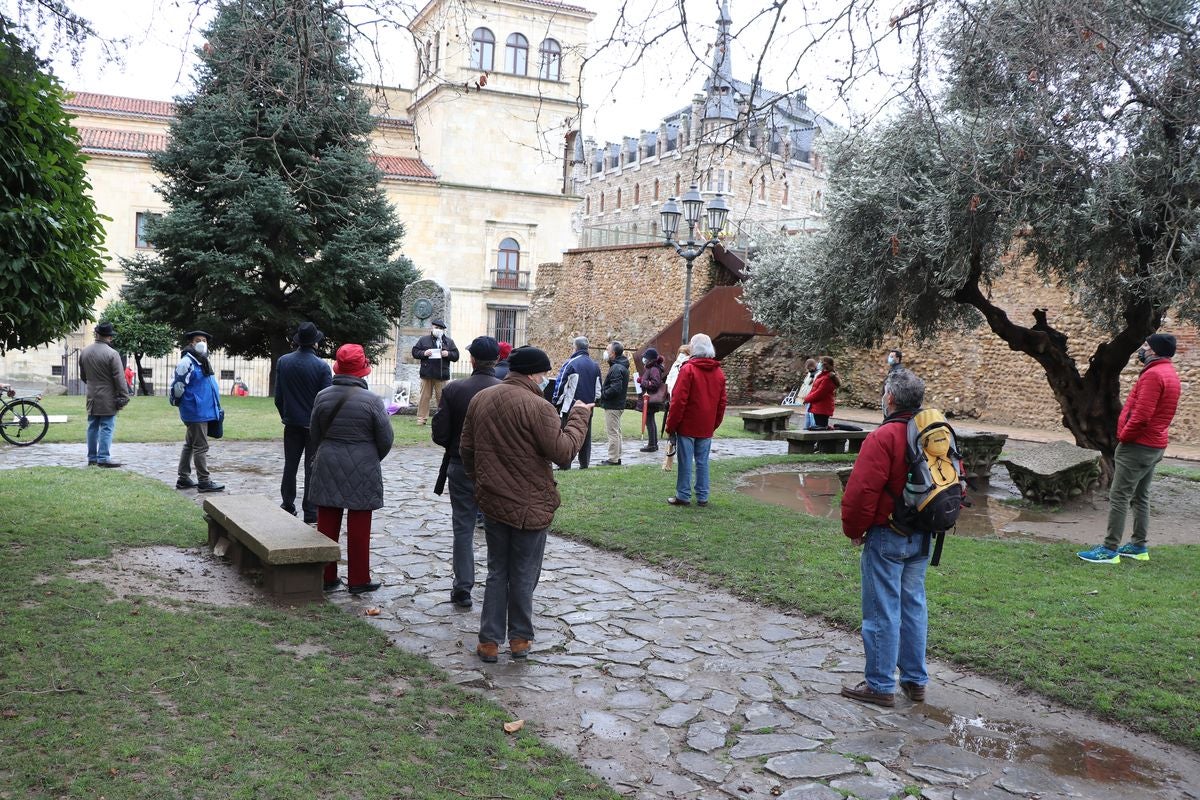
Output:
[86, 415, 116, 464]
[675, 435, 712, 503]
[479, 518, 547, 644]
[860, 525, 929, 694]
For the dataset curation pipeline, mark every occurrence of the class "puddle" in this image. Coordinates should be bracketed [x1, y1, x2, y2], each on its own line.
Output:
[922, 705, 1172, 788]
[740, 470, 1072, 543]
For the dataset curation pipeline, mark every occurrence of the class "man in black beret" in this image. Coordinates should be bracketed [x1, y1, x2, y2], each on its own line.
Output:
[411, 318, 459, 425]
[432, 335, 502, 608]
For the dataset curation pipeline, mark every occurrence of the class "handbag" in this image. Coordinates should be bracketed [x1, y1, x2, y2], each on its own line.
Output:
[207, 408, 225, 439]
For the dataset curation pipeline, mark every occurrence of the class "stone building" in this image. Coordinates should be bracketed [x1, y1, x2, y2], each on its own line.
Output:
[0, 0, 594, 392]
[571, 0, 834, 249]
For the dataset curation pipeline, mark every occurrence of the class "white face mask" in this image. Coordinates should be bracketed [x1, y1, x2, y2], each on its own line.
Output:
[432, 328, 443, 338]
[193, 341, 208, 356]
[815, 363, 823, 373]
[538, 376, 550, 391]
[887, 355, 896, 366]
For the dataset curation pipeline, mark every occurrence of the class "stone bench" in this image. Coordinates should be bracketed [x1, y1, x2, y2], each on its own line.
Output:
[956, 431, 1009, 480]
[739, 407, 794, 437]
[203, 494, 340, 602]
[782, 429, 869, 455]
[1000, 441, 1101, 505]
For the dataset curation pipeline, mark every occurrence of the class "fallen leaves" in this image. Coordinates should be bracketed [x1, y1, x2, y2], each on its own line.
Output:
[503, 719, 524, 734]
[364, 608, 381, 616]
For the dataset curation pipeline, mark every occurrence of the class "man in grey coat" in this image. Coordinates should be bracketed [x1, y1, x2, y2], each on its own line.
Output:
[78, 321, 129, 467]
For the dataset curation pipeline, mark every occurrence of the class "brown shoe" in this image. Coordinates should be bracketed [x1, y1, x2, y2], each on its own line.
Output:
[510, 638, 531, 660]
[900, 681, 926, 702]
[476, 642, 498, 663]
[841, 681, 895, 707]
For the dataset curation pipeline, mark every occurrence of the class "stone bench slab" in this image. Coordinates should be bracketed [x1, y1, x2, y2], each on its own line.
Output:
[739, 408, 794, 420]
[781, 430, 869, 455]
[1000, 441, 1101, 505]
[739, 408, 795, 438]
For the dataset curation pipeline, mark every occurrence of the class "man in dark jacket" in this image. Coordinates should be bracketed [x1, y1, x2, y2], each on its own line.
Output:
[598, 341, 630, 466]
[461, 346, 591, 662]
[1078, 333, 1182, 563]
[839, 367, 930, 708]
[411, 318, 459, 425]
[551, 336, 600, 468]
[432, 336, 502, 608]
[275, 322, 333, 523]
[78, 321, 129, 468]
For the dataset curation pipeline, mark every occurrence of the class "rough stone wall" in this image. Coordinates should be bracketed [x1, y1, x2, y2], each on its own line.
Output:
[526, 243, 717, 367]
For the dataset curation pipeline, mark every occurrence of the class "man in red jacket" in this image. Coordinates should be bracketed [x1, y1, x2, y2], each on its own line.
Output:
[1078, 334, 1182, 563]
[840, 367, 930, 707]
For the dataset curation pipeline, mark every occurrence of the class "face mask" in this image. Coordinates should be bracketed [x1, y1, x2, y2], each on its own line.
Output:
[194, 341, 208, 356]
[432, 329, 442, 338]
[887, 355, 896, 366]
[815, 363, 823, 373]
[538, 377, 550, 391]
[1136, 347, 1148, 364]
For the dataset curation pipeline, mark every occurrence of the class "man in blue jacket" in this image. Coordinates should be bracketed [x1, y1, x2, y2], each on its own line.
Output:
[173, 330, 224, 492]
[551, 336, 600, 469]
[275, 322, 333, 523]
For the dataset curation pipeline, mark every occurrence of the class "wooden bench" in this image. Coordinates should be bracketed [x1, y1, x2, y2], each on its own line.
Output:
[1000, 441, 1101, 505]
[739, 407, 795, 437]
[203, 494, 341, 602]
[781, 429, 869, 455]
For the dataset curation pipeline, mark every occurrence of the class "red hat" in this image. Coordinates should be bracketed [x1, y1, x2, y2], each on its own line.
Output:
[334, 344, 371, 377]
[498, 341, 513, 360]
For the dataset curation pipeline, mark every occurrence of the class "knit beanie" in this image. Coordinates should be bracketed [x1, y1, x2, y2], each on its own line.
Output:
[1147, 333, 1177, 358]
[507, 346, 552, 374]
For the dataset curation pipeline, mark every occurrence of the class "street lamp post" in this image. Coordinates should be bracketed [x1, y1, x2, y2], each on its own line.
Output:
[659, 185, 730, 343]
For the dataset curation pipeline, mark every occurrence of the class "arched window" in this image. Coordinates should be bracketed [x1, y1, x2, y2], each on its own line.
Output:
[653, 178, 660, 200]
[496, 238, 521, 288]
[471, 28, 495, 71]
[616, 187, 622, 208]
[633, 184, 640, 205]
[538, 38, 561, 80]
[505, 33, 529, 75]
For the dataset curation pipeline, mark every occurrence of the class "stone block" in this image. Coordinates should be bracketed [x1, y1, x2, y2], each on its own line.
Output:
[1000, 441, 1101, 504]
[955, 431, 1008, 479]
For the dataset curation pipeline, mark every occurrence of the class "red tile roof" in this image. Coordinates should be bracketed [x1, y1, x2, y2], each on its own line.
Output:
[76, 127, 169, 155]
[66, 93, 176, 119]
[371, 155, 437, 180]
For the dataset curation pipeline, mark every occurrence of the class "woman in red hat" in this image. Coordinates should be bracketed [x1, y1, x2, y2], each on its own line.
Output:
[309, 344, 394, 593]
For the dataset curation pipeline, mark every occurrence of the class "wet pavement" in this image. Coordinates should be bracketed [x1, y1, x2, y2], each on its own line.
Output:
[5, 437, 1200, 799]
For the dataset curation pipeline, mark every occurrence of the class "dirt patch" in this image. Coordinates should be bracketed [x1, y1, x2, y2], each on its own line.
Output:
[68, 546, 264, 608]
[275, 642, 330, 659]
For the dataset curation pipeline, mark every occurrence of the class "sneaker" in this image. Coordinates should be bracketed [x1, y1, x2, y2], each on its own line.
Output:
[900, 681, 926, 702]
[450, 591, 473, 609]
[1117, 543, 1150, 561]
[476, 642, 499, 663]
[841, 681, 895, 707]
[599, 459, 622, 466]
[347, 580, 381, 595]
[197, 481, 225, 493]
[1077, 545, 1120, 564]
[510, 638, 531, 660]
[176, 476, 198, 490]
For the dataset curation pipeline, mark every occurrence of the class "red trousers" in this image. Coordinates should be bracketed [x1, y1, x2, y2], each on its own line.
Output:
[318, 506, 372, 586]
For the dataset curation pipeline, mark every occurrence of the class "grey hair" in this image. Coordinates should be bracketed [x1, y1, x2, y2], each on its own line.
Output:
[884, 367, 925, 411]
[688, 333, 716, 359]
[573, 336, 589, 350]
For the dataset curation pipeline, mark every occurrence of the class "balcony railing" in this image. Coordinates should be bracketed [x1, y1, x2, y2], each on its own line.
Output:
[490, 269, 530, 290]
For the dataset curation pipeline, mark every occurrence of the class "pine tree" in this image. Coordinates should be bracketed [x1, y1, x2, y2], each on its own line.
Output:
[122, 0, 417, 392]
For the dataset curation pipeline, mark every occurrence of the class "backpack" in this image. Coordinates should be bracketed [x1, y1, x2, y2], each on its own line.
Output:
[886, 408, 966, 565]
[168, 354, 196, 408]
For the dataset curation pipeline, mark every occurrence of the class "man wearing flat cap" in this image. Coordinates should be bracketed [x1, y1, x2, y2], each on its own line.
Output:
[460, 346, 592, 662]
[173, 329, 225, 493]
[432, 335, 502, 608]
[411, 318, 459, 425]
[275, 322, 333, 523]
[1079, 333, 1182, 563]
[78, 320, 129, 468]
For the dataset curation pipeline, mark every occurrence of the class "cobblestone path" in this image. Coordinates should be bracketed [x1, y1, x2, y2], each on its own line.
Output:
[5, 438, 1200, 800]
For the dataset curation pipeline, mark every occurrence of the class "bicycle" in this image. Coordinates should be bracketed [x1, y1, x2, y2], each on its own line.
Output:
[0, 385, 49, 446]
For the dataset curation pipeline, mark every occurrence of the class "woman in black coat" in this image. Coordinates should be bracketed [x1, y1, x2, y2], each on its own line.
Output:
[309, 344, 394, 594]
[639, 348, 668, 452]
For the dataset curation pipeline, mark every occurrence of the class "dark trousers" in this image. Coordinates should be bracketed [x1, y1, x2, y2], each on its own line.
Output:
[646, 407, 660, 449]
[560, 408, 594, 469]
[447, 460, 478, 596]
[810, 413, 830, 429]
[281, 424, 316, 523]
[479, 518, 548, 645]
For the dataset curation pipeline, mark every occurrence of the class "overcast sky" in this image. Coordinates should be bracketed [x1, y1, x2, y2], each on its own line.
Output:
[28, 0, 913, 142]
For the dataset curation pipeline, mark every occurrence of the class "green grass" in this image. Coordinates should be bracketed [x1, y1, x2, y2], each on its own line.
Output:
[1159, 464, 1200, 482]
[552, 455, 1200, 751]
[0, 468, 617, 800]
[33, 395, 436, 447]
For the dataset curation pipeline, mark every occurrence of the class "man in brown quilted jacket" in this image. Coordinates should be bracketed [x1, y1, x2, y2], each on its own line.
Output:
[460, 345, 592, 663]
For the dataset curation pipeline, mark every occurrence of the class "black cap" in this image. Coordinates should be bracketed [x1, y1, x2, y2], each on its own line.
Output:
[183, 330, 211, 342]
[508, 346, 552, 374]
[432, 319, 446, 329]
[95, 321, 115, 337]
[1147, 333, 1177, 358]
[293, 321, 324, 346]
[467, 335, 500, 361]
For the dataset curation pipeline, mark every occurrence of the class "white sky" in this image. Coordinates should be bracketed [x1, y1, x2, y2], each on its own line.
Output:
[24, 0, 915, 142]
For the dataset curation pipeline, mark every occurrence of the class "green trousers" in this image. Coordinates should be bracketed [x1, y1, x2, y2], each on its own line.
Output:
[1104, 442, 1165, 550]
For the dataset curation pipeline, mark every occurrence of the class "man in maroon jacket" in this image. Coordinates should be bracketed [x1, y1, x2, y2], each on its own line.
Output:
[1078, 334, 1182, 563]
[840, 367, 931, 708]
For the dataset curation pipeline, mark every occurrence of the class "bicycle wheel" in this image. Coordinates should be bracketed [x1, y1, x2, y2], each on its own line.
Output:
[0, 399, 49, 446]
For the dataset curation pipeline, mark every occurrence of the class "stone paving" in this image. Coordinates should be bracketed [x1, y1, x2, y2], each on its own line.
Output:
[5, 437, 1200, 800]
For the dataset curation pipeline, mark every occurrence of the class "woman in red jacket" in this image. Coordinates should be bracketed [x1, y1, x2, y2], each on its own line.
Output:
[664, 333, 727, 507]
[804, 356, 840, 429]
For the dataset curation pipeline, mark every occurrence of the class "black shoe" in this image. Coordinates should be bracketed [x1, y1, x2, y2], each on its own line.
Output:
[600, 459, 622, 466]
[280, 504, 297, 516]
[639, 445, 658, 453]
[348, 581, 381, 595]
[303, 517, 318, 525]
[97, 461, 122, 468]
[176, 476, 197, 489]
[197, 481, 225, 493]
[451, 591, 473, 609]
[697, 500, 709, 507]
[324, 578, 344, 592]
